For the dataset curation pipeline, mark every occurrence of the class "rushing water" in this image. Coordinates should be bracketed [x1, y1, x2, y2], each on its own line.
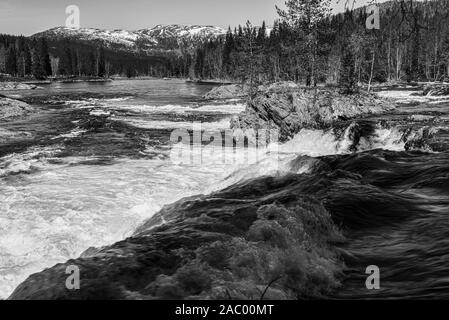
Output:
[0, 79, 249, 298]
[1, 80, 449, 299]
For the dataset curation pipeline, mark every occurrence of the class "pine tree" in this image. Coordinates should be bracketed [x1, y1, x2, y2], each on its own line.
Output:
[97, 46, 106, 78]
[338, 40, 358, 94]
[222, 27, 234, 77]
[87, 51, 96, 76]
[59, 42, 73, 76]
[38, 38, 52, 76]
[0, 45, 6, 73]
[71, 48, 79, 77]
[442, 33, 449, 80]
[277, 0, 331, 86]
[31, 47, 45, 79]
[194, 48, 204, 79]
[24, 44, 32, 75]
[5, 46, 17, 76]
[257, 21, 267, 45]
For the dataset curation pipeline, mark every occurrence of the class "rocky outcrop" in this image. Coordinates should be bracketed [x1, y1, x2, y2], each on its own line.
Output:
[231, 88, 395, 141]
[203, 81, 300, 100]
[9, 172, 345, 300]
[0, 82, 38, 90]
[0, 97, 33, 120]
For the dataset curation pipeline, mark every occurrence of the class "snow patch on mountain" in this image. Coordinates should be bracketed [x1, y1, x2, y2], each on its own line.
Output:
[33, 25, 227, 52]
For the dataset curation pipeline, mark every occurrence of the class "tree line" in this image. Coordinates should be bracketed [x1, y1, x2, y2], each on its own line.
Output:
[172, 0, 449, 92]
[2, 0, 449, 88]
[0, 35, 171, 79]
[0, 35, 52, 79]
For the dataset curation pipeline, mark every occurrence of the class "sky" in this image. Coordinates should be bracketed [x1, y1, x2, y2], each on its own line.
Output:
[0, 0, 377, 36]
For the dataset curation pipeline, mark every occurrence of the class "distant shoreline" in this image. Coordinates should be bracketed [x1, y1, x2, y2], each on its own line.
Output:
[0, 76, 236, 85]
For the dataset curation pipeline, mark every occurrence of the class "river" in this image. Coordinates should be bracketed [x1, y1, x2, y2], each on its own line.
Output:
[1, 80, 449, 299]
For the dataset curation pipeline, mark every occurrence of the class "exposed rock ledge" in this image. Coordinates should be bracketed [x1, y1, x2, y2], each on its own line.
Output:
[0, 97, 33, 120]
[231, 87, 395, 141]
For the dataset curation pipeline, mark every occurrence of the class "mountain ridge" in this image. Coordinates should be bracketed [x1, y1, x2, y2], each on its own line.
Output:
[32, 24, 228, 53]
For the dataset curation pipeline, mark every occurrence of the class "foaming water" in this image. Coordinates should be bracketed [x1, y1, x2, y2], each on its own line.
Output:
[279, 125, 405, 156]
[0, 81, 268, 298]
[115, 117, 233, 130]
[0, 113, 410, 298]
[0, 153, 250, 298]
[2, 80, 449, 299]
[107, 103, 246, 114]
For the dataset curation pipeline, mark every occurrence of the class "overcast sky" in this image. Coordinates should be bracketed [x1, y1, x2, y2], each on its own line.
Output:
[0, 0, 376, 36]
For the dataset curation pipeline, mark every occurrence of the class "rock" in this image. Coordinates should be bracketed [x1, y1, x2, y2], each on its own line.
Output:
[0, 97, 33, 120]
[409, 114, 438, 122]
[231, 87, 395, 141]
[258, 81, 299, 92]
[9, 174, 345, 300]
[203, 84, 246, 99]
[203, 82, 300, 100]
[0, 82, 38, 91]
[423, 84, 449, 96]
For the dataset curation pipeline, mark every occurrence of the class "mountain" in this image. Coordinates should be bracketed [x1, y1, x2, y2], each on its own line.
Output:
[32, 25, 227, 53]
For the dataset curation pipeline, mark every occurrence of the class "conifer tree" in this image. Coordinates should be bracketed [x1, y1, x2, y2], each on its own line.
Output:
[5, 46, 17, 76]
[277, 0, 331, 86]
[97, 46, 106, 77]
[38, 38, 52, 76]
[338, 40, 358, 94]
[59, 42, 73, 76]
[31, 47, 45, 79]
[0, 45, 6, 73]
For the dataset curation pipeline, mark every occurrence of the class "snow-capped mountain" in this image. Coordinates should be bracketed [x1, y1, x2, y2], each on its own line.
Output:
[33, 25, 227, 53]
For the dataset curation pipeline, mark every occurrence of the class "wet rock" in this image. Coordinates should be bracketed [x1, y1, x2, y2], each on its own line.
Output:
[203, 84, 246, 99]
[0, 97, 33, 120]
[423, 84, 449, 96]
[9, 175, 344, 300]
[0, 82, 38, 90]
[257, 81, 299, 92]
[203, 82, 300, 100]
[231, 88, 395, 141]
[409, 114, 439, 122]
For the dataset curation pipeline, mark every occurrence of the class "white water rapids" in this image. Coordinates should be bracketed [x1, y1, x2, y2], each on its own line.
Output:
[0, 81, 409, 299]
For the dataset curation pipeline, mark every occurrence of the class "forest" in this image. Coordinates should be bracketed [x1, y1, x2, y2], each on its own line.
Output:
[0, 35, 170, 80]
[1, 0, 449, 89]
[186, 0, 449, 90]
